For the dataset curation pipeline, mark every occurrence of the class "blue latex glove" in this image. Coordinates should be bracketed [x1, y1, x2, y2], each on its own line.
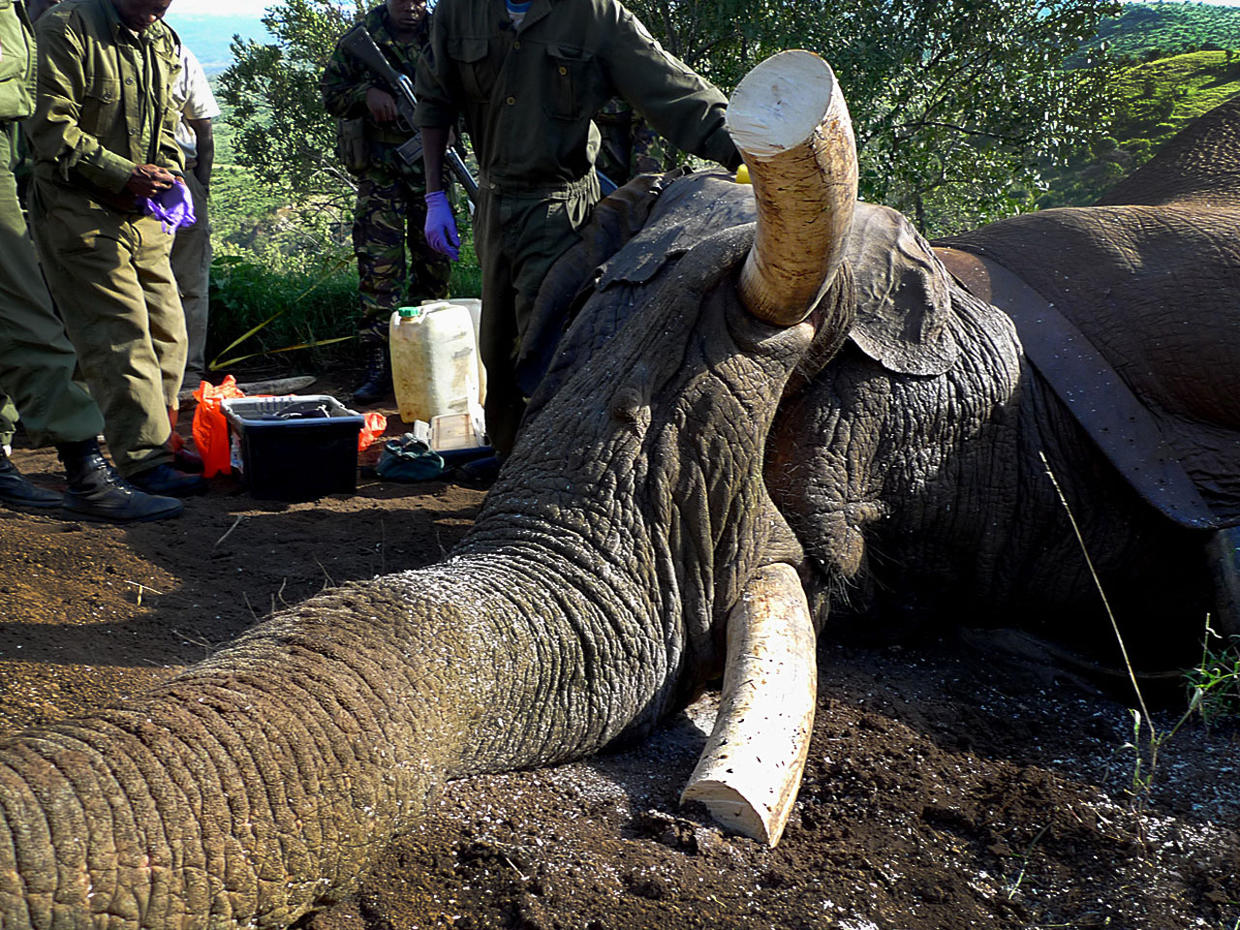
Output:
[140, 180, 196, 234]
[424, 190, 460, 261]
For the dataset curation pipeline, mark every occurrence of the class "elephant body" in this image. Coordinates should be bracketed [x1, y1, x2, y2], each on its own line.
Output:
[0, 72, 1237, 930]
[530, 162, 1236, 670]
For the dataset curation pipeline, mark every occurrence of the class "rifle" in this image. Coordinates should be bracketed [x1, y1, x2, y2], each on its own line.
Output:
[340, 24, 479, 204]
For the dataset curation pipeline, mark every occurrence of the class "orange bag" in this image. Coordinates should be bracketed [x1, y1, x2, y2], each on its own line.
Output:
[358, 411, 388, 452]
[191, 376, 245, 478]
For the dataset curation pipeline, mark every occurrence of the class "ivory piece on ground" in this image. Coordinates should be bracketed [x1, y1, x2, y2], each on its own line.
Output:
[178, 375, 318, 408]
[235, 375, 318, 395]
[726, 49, 858, 327]
[681, 562, 817, 847]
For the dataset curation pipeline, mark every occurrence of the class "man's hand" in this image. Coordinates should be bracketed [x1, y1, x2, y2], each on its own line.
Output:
[366, 87, 399, 123]
[125, 164, 176, 198]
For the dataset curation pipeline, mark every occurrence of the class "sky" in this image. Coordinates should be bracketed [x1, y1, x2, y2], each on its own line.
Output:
[170, 0, 274, 16]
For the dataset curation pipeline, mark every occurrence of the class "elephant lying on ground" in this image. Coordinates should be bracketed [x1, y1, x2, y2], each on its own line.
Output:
[1, 52, 1238, 929]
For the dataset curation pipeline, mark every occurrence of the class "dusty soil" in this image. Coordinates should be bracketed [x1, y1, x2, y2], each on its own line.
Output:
[2, 370, 1239, 930]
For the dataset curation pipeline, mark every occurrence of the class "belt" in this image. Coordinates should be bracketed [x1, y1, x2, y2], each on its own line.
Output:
[935, 245, 1219, 530]
[476, 169, 599, 199]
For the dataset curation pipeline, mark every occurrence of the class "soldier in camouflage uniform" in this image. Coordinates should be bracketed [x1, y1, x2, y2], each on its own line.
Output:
[594, 96, 672, 187]
[321, 0, 452, 405]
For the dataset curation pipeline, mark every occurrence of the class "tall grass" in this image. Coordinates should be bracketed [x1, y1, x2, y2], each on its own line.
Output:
[1185, 619, 1240, 727]
[206, 163, 482, 374]
[206, 253, 358, 373]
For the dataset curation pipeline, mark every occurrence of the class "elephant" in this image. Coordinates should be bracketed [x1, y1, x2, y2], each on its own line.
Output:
[0, 50, 1238, 929]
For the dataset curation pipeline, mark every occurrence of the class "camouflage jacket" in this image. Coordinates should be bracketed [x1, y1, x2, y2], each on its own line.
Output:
[321, 4, 430, 176]
[29, 0, 183, 195]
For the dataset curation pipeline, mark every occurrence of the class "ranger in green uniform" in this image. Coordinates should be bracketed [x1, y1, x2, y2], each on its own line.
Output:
[27, 0, 206, 497]
[415, 0, 740, 463]
[321, 0, 452, 406]
[0, 0, 181, 520]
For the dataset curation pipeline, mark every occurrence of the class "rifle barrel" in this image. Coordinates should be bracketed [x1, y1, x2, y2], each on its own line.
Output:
[341, 25, 479, 204]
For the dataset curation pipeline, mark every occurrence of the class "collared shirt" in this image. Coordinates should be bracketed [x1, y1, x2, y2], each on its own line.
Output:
[29, 0, 182, 194]
[415, 0, 739, 190]
[171, 42, 219, 159]
[0, 0, 37, 121]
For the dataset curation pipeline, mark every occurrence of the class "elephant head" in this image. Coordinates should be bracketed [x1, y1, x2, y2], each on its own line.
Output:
[0, 51, 858, 928]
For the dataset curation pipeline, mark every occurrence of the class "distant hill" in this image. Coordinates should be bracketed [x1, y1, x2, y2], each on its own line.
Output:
[164, 15, 267, 75]
[1041, 49, 1240, 206]
[1074, 1, 1240, 63]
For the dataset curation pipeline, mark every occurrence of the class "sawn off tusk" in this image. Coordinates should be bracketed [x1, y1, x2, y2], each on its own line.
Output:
[727, 49, 858, 327]
[680, 562, 817, 847]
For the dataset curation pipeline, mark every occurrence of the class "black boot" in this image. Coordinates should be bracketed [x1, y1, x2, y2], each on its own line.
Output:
[128, 463, 207, 497]
[58, 440, 184, 523]
[455, 453, 503, 489]
[352, 340, 391, 406]
[0, 449, 62, 510]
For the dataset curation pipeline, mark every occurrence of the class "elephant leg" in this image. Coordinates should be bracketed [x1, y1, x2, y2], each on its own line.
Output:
[1207, 527, 1240, 638]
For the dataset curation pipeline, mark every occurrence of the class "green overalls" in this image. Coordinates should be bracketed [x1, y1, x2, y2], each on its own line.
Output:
[0, 0, 104, 451]
[416, 0, 740, 453]
[27, 0, 186, 477]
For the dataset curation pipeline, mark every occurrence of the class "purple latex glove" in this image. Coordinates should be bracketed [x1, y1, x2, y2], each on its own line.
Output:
[140, 180, 196, 234]
[424, 190, 460, 261]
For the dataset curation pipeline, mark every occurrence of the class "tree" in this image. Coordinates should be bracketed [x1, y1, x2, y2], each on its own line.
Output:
[624, 0, 807, 87]
[628, 0, 1122, 234]
[217, 0, 365, 197]
[819, 0, 1123, 233]
[219, 0, 1121, 236]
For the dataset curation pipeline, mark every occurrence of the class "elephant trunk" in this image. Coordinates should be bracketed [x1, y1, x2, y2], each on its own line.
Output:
[728, 50, 858, 327]
[0, 555, 664, 930]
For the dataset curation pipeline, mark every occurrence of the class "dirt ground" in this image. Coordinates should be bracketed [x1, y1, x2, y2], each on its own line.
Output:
[2, 369, 1239, 930]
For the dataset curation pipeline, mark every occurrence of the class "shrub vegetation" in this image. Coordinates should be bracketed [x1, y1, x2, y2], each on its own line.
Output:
[203, 0, 1240, 369]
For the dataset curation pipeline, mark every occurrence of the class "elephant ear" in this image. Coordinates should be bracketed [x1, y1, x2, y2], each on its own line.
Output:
[525, 171, 758, 420]
[844, 203, 958, 376]
[1094, 94, 1240, 209]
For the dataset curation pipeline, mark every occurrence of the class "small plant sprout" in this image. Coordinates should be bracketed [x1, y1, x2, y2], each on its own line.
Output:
[1039, 452, 1200, 816]
[1184, 616, 1240, 727]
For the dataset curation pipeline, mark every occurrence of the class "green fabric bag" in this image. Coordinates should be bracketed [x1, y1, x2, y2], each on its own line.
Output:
[375, 432, 446, 482]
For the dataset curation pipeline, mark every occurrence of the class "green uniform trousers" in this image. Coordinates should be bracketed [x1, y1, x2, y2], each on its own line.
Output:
[29, 175, 183, 476]
[0, 124, 103, 450]
[169, 168, 211, 383]
[353, 166, 451, 341]
[474, 172, 597, 455]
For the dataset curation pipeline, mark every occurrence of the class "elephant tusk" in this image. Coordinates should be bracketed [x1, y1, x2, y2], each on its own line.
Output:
[680, 562, 817, 847]
[727, 50, 858, 327]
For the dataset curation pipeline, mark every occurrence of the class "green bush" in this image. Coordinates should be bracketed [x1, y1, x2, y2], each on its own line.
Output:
[447, 214, 482, 302]
[1092, 134, 1119, 154]
[206, 214, 483, 376]
[206, 253, 359, 374]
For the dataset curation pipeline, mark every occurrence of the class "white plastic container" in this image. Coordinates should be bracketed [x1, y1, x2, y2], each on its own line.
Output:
[442, 296, 486, 404]
[430, 407, 487, 453]
[390, 301, 480, 424]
